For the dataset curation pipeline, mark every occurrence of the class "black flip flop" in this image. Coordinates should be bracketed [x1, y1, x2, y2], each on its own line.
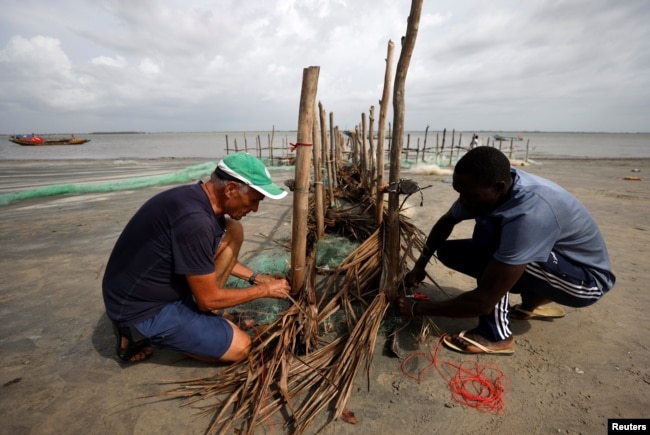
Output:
[113, 325, 152, 364]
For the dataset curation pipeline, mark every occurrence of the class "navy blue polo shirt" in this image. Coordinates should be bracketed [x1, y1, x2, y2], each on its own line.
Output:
[102, 182, 226, 327]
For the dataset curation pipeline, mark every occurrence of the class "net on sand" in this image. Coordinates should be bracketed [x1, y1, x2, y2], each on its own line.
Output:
[0, 161, 217, 206]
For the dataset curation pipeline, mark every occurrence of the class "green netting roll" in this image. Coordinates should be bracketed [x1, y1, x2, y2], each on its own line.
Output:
[0, 161, 216, 206]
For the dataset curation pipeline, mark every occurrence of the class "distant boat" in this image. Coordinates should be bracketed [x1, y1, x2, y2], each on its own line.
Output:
[493, 134, 524, 142]
[9, 134, 91, 146]
[342, 129, 390, 140]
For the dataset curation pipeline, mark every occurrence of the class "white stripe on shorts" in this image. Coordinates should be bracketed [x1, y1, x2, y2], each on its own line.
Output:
[525, 262, 602, 300]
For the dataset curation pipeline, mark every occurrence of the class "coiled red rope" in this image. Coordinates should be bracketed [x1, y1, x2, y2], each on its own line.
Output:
[401, 334, 507, 414]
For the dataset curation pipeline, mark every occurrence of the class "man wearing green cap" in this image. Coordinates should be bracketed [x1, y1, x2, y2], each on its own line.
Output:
[103, 152, 291, 364]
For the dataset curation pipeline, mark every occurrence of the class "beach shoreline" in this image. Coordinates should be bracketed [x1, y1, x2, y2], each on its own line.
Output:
[0, 157, 648, 434]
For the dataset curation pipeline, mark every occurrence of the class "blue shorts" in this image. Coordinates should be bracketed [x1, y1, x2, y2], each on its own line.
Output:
[133, 297, 234, 359]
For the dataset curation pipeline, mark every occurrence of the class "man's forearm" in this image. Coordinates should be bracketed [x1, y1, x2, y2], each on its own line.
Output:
[231, 262, 254, 281]
[415, 211, 457, 268]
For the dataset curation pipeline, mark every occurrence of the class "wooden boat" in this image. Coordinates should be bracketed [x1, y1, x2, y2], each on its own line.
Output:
[343, 129, 390, 140]
[493, 134, 524, 142]
[9, 135, 90, 146]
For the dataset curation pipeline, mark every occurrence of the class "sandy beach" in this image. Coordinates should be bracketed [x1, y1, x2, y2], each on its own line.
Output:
[0, 157, 648, 434]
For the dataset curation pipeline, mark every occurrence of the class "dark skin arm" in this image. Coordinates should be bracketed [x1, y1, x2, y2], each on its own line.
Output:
[399, 259, 527, 317]
[186, 272, 290, 312]
[401, 204, 527, 318]
[404, 209, 459, 287]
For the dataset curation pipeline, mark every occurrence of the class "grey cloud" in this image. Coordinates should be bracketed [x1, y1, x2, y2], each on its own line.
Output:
[0, 0, 647, 133]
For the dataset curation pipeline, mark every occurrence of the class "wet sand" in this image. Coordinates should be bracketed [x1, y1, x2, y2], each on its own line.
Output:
[0, 158, 648, 434]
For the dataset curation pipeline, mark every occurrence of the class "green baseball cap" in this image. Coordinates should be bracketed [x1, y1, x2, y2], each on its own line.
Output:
[217, 152, 288, 199]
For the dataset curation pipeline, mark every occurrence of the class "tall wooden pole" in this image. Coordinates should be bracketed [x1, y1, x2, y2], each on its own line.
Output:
[422, 124, 429, 162]
[319, 103, 334, 209]
[269, 126, 275, 164]
[449, 129, 456, 166]
[376, 40, 395, 225]
[312, 105, 325, 240]
[290, 66, 320, 293]
[361, 113, 368, 187]
[382, 0, 423, 300]
[368, 106, 376, 190]
[329, 112, 338, 190]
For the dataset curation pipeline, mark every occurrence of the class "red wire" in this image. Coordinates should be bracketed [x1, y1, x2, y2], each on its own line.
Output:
[401, 334, 507, 414]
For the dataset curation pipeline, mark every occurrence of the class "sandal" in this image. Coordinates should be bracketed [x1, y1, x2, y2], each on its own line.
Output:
[510, 304, 565, 320]
[113, 325, 153, 364]
[442, 330, 515, 355]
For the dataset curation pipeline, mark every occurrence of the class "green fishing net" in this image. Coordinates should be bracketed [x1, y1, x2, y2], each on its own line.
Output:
[0, 161, 216, 206]
[225, 236, 360, 324]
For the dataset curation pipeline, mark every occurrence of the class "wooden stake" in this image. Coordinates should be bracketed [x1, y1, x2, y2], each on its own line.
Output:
[376, 40, 395, 225]
[270, 125, 275, 164]
[318, 102, 334, 209]
[422, 124, 429, 163]
[449, 129, 455, 165]
[329, 112, 338, 191]
[361, 113, 368, 186]
[290, 66, 320, 294]
[382, 0, 423, 300]
[368, 106, 376, 189]
[312, 105, 325, 240]
[440, 128, 446, 163]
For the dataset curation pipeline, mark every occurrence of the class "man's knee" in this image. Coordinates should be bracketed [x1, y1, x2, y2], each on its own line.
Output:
[219, 326, 252, 362]
[224, 218, 244, 245]
[216, 218, 244, 262]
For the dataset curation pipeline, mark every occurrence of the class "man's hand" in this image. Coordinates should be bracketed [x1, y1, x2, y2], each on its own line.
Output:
[403, 266, 426, 288]
[397, 296, 418, 317]
[255, 273, 288, 284]
[263, 277, 291, 299]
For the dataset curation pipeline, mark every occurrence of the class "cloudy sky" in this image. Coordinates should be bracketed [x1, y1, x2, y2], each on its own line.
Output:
[1, 0, 648, 134]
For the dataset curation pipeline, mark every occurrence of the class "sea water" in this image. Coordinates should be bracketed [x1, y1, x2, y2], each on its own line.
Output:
[1, 131, 648, 161]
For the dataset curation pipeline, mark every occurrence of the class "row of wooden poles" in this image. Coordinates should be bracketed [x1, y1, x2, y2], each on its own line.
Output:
[235, 61, 397, 294]
[225, 127, 531, 168]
